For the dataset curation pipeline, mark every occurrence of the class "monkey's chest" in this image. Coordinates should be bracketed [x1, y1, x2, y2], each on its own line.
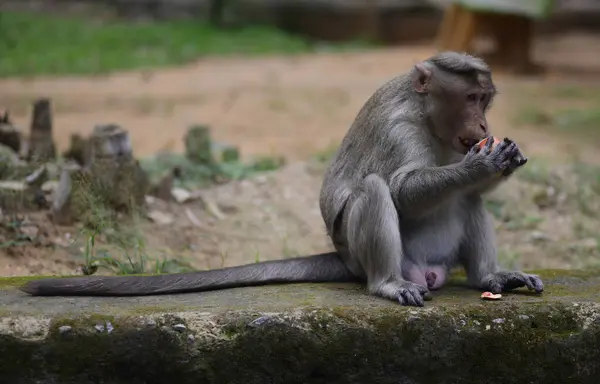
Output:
[400, 208, 466, 265]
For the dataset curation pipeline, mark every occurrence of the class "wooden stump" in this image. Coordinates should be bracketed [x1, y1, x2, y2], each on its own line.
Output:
[184, 125, 214, 165]
[0, 109, 21, 154]
[62, 133, 90, 167]
[50, 124, 150, 226]
[435, 4, 542, 75]
[50, 163, 88, 225]
[27, 98, 57, 163]
[88, 124, 149, 213]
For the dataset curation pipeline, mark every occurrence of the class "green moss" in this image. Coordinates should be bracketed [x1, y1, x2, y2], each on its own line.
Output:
[0, 272, 174, 290]
[3, 281, 600, 382]
[530, 268, 600, 279]
[0, 275, 48, 289]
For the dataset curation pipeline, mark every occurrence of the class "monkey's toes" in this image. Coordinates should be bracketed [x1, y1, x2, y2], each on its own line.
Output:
[487, 271, 544, 294]
[398, 289, 424, 307]
[397, 282, 428, 307]
[526, 274, 544, 293]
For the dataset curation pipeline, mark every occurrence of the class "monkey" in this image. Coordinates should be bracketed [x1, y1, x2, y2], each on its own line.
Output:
[19, 52, 543, 307]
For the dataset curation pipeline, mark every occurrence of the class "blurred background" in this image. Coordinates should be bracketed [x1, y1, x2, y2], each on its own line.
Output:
[0, 0, 599, 279]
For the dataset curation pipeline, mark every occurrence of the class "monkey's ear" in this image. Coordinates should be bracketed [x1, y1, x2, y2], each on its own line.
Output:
[413, 63, 431, 94]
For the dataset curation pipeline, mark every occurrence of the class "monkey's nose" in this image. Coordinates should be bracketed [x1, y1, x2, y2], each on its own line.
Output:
[479, 123, 487, 132]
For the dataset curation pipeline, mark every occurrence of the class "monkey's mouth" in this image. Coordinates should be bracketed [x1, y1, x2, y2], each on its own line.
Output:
[459, 138, 479, 148]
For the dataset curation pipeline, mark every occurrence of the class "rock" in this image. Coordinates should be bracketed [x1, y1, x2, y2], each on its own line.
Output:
[24, 165, 49, 189]
[58, 325, 72, 334]
[171, 187, 192, 204]
[18, 225, 39, 240]
[2, 269, 600, 383]
[146, 210, 175, 225]
[0, 180, 47, 213]
[150, 168, 180, 202]
[530, 231, 551, 243]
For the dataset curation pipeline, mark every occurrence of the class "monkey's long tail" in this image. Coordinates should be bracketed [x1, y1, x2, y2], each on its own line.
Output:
[19, 252, 359, 296]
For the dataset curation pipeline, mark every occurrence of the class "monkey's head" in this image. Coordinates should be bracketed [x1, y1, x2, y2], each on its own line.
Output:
[412, 52, 497, 154]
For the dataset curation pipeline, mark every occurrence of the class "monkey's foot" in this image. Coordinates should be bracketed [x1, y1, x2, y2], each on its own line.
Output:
[483, 271, 544, 294]
[374, 280, 430, 307]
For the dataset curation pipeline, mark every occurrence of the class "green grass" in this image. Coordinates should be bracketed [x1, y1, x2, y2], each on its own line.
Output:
[139, 152, 285, 190]
[512, 84, 600, 139]
[0, 11, 372, 77]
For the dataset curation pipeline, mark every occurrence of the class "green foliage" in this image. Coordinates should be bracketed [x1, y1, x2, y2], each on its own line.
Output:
[139, 152, 285, 190]
[0, 217, 32, 249]
[73, 184, 195, 276]
[0, 11, 372, 77]
[512, 85, 600, 139]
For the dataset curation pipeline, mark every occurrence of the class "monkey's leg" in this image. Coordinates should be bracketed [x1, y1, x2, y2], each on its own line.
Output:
[459, 197, 544, 294]
[345, 174, 429, 307]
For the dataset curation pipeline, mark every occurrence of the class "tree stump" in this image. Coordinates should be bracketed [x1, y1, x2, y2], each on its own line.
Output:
[0, 109, 21, 154]
[0, 144, 20, 180]
[62, 133, 90, 167]
[435, 1, 553, 74]
[184, 125, 214, 165]
[50, 162, 88, 226]
[149, 167, 181, 202]
[0, 165, 49, 214]
[50, 124, 150, 226]
[88, 124, 149, 212]
[26, 98, 57, 163]
[0, 144, 40, 181]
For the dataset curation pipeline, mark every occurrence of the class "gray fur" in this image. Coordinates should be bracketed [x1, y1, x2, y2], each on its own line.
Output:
[319, 51, 542, 307]
[19, 253, 357, 296]
[19, 52, 543, 305]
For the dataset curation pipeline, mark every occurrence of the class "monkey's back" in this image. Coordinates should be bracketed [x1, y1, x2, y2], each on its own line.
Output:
[318, 73, 425, 234]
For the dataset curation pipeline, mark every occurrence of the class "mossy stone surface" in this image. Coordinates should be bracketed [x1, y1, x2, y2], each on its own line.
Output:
[1, 269, 600, 383]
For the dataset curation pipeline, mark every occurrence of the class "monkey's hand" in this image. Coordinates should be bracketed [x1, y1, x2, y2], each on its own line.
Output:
[374, 280, 430, 307]
[501, 139, 528, 177]
[462, 136, 520, 179]
[482, 271, 544, 294]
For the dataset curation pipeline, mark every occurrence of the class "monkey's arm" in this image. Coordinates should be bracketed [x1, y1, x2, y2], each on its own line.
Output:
[470, 153, 528, 195]
[389, 161, 482, 217]
[459, 196, 544, 294]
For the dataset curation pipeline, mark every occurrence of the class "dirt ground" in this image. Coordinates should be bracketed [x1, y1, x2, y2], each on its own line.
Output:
[1, 32, 600, 277]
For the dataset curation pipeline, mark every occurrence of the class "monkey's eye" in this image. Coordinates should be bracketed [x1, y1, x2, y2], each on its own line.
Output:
[466, 93, 478, 102]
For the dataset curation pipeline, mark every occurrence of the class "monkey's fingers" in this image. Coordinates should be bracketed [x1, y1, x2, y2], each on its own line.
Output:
[398, 288, 424, 307]
[398, 284, 428, 307]
[483, 136, 495, 154]
[526, 274, 544, 293]
[488, 282, 503, 295]
[509, 272, 543, 293]
[492, 140, 513, 157]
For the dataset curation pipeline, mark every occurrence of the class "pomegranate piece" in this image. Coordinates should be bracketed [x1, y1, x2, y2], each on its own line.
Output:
[481, 291, 502, 300]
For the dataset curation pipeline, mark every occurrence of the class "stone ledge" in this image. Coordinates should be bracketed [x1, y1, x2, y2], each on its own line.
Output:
[1, 269, 600, 383]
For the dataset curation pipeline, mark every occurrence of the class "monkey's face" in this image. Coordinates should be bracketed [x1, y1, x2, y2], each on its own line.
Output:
[425, 71, 495, 154]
